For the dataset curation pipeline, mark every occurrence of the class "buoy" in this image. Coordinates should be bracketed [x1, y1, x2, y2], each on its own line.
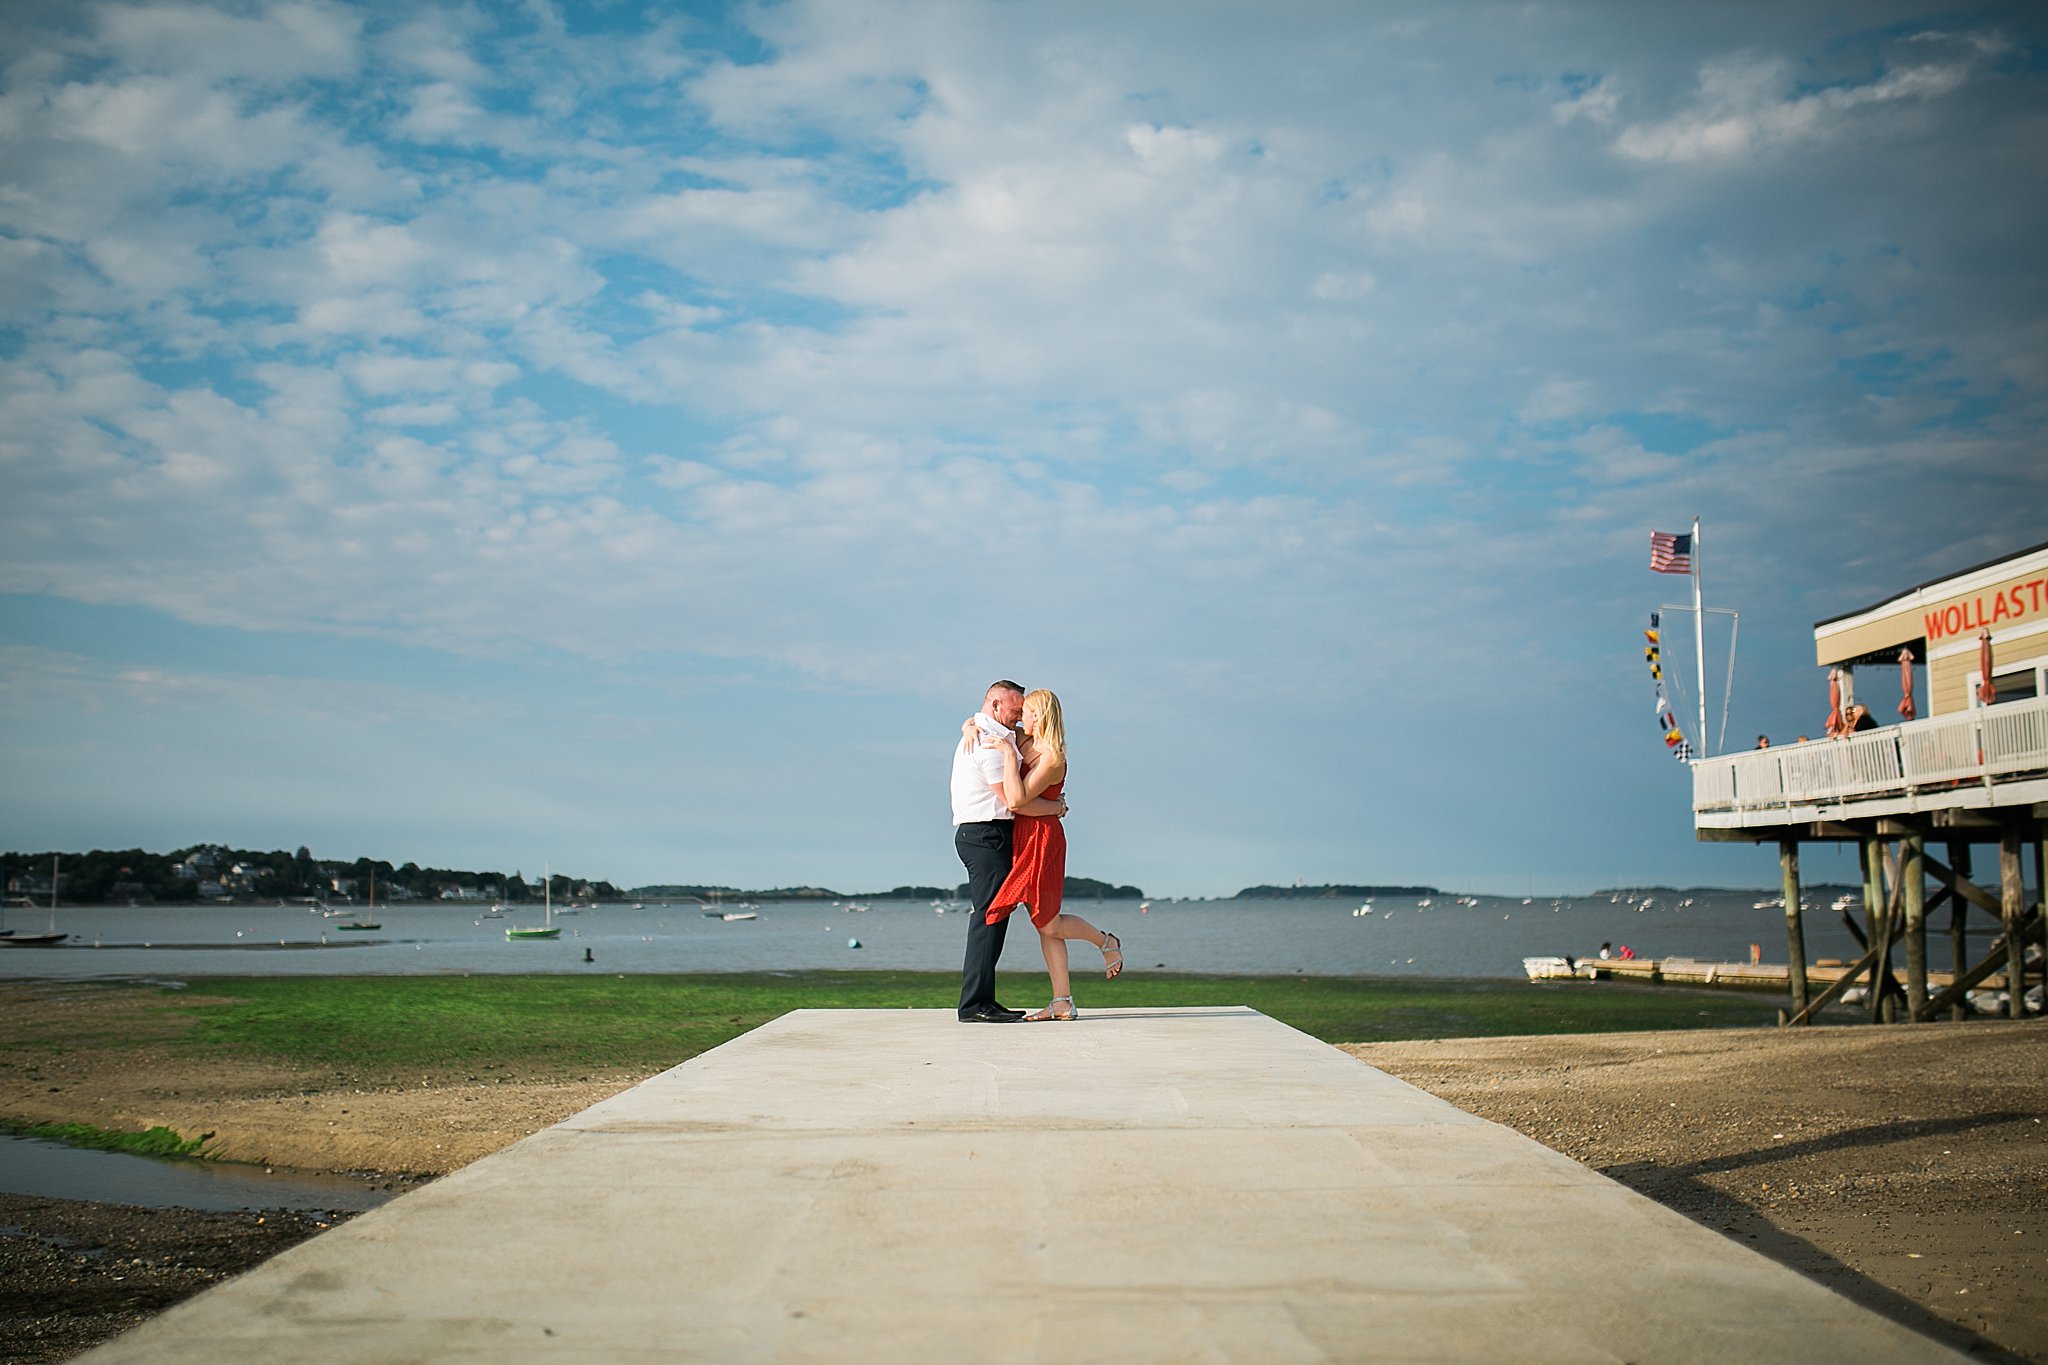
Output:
[847, 937, 862, 949]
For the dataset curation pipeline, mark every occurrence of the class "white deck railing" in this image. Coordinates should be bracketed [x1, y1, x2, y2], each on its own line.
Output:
[1692, 695, 2048, 816]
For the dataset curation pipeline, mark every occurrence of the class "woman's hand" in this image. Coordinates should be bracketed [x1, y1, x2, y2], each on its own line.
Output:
[960, 716, 980, 746]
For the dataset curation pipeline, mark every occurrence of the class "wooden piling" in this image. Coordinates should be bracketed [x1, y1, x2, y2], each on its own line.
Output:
[1949, 840, 1970, 1023]
[1901, 836, 1926, 1019]
[2002, 830, 2026, 1021]
[2037, 837, 2047, 1008]
[1863, 839, 1891, 1023]
[1779, 840, 1808, 1023]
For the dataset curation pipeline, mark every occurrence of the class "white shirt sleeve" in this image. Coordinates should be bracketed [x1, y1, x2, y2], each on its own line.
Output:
[971, 741, 1008, 787]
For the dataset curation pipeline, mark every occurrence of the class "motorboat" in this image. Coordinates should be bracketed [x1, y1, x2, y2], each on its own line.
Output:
[1522, 956, 1598, 982]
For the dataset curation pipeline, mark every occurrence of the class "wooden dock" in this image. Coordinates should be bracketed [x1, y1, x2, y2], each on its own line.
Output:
[1529, 956, 1964, 994]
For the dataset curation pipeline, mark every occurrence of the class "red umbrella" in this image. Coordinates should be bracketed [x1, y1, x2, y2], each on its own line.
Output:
[1898, 647, 1917, 721]
[1824, 667, 1844, 736]
[1977, 630, 1997, 705]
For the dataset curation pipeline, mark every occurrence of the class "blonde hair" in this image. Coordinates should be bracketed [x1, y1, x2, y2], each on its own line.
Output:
[1023, 689, 1066, 769]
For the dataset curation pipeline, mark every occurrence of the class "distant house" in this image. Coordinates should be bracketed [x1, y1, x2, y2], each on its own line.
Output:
[7, 872, 64, 898]
[439, 885, 486, 901]
[330, 877, 357, 898]
[224, 862, 271, 893]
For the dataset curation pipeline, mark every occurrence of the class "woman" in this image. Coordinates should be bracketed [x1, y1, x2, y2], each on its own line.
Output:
[980, 688, 1123, 1021]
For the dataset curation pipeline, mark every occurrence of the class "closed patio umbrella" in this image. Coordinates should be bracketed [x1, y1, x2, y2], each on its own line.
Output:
[1977, 629, 1997, 705]
[1825, 667, 1845, 736]
[1898, 647, 1917, 720]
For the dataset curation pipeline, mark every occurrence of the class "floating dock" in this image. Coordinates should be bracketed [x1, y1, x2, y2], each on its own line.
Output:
[79, 1008, 1963, 1363]
[1528, 955, 1964, 993]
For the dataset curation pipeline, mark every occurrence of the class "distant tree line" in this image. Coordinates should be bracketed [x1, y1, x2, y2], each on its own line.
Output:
[629, 877, 1147, 901]
[2, 845, 618, 905]
[1234, 884, 1441, 899]
[5, 844, 1140, 906]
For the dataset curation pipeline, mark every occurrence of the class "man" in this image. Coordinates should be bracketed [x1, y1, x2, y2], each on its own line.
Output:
[950, 679, 1061, 1023]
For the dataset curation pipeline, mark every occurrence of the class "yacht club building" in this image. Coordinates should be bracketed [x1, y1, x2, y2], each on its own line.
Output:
[1691, 540, 2047, 1024]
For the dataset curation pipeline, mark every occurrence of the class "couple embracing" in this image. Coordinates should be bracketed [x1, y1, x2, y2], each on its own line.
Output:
[950, 679, 1124, 1023]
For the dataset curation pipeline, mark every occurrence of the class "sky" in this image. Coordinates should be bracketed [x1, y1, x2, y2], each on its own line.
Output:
[2, 1, 2045, 898]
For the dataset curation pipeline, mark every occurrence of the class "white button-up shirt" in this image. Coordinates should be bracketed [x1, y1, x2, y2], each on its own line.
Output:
[950, 713, 1018, 824]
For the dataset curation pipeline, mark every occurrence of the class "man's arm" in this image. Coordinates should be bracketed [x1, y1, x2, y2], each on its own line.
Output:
[990, 783, 1065, 817]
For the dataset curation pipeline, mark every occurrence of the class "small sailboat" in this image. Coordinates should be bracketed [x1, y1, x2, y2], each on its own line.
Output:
[335, 869, 382, 930]
[508, 864, 563, 941]
[0, 855, 69, 946]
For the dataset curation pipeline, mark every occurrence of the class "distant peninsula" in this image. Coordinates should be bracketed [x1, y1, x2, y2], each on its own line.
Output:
[632, 876, 1145, 901]
[1, 844, 1146, 906]
[1233, 884, 1440, 899]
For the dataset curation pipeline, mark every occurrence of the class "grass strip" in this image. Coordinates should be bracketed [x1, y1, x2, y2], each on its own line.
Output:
[3, 1120, 213, 1158]
[163, 973, 1783, 1082]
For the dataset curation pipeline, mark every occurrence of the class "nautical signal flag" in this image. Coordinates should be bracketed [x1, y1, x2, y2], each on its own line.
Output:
[1649, 529, 1692, 574]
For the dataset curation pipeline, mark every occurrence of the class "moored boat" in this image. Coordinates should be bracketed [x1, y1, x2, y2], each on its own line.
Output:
[507, 863, 562, 940]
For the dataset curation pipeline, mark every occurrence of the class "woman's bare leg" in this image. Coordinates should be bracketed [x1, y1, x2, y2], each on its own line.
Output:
[1043, 913, 1121, 977]
[1045, 912, 1105, 948]
[1036, 925, 1072, 1004]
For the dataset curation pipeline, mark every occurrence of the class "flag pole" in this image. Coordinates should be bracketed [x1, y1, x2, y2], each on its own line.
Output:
[1691, 515, 1707, 758]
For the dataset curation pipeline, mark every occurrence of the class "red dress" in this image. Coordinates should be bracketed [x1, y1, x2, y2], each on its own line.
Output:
[987, 779, 1065, 928]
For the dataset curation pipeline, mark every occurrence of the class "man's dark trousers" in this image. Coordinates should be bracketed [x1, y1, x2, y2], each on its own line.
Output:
[955, 819, 1014, 1017]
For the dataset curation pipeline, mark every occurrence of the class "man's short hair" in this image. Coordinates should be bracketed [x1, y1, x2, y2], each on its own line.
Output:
[988, 679, 1024, 696]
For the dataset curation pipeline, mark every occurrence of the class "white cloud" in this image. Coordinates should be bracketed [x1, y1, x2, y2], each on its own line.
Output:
[1615, 49, 1977, 164]
[93, 0, 362, 84]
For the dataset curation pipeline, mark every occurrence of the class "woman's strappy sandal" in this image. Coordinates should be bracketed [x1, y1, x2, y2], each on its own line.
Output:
[1025, 996, 1077, 1022]
[1101, 931, 1124, 980]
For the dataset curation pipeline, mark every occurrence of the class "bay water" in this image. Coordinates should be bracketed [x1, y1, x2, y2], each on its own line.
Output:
[0, 889, 1955, 982]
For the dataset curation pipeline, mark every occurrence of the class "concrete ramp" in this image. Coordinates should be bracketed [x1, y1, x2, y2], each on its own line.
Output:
[81, 1008, 1960, 1363]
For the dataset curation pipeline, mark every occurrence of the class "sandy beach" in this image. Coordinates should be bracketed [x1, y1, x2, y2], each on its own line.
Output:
[1352, 1022, 2048, 1363]
[0, 983, 2041, 1362]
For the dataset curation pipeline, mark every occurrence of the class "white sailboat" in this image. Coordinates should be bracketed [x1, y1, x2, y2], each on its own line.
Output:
[0, 855, 68, 946]
[508, 863, 563, 940]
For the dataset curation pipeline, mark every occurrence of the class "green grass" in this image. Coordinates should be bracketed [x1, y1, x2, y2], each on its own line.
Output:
[2, 1120, 213, 1158]
[161, 973, 1783, 1081]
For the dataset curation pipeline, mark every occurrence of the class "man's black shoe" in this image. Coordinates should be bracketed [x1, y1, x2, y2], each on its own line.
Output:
[958, 1004, 1024, 1023]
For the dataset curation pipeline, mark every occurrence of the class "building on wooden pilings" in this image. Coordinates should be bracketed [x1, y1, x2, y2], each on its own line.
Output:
[1691, 540, 2048, 1024]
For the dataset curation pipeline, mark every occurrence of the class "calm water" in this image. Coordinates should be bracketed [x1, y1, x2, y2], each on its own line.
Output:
[0, 1134, 400, 1212]
[0, 891, 1970, 981]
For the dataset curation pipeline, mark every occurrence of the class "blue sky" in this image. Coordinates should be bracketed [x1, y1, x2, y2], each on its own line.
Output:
[3, 1, 2044, 896]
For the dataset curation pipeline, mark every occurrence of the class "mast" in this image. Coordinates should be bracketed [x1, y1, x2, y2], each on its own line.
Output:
[1691, 515, 1707, 758]
[50, 854, 59, 933]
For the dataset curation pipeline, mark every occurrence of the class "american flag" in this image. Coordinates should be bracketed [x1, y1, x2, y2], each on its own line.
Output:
[1649, 529, 1692, 574]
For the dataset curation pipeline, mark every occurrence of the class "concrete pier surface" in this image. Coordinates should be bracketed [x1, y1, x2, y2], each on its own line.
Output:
[81, 1007, 1963, 1363]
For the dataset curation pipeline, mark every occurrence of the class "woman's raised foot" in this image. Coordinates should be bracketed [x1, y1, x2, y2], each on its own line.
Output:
[1101, 931, 1124, 980]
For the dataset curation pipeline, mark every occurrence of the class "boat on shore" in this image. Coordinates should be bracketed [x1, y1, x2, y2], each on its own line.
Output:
[1521, 956, 1598, 981]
